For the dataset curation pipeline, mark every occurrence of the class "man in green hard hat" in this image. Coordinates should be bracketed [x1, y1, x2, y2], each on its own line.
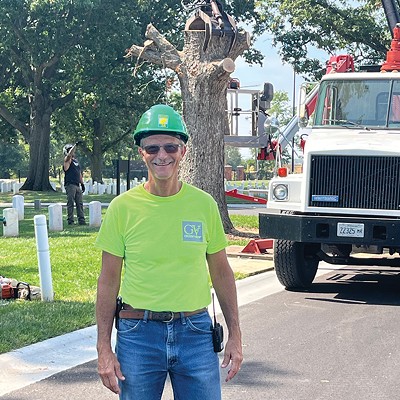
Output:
[95, 104, 243, 399]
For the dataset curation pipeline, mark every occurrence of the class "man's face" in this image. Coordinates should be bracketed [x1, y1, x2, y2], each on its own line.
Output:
[139, 134, 186, 181]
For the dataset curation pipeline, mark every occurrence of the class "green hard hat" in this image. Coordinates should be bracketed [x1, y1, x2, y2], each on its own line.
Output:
[133, 104, 189, 146]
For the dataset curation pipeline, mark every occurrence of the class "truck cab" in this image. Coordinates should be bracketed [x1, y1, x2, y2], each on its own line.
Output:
[259, 71, 400, 290]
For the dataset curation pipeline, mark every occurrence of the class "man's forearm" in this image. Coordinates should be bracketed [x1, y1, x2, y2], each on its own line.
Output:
[96, 252, 123, 353]
[96, 281, 118, 353]
[207, 251, 241, 337]
[212, 267, 241, 338]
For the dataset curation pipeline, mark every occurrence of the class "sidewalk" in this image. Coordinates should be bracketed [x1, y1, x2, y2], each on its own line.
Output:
[0, 249, 274, 397]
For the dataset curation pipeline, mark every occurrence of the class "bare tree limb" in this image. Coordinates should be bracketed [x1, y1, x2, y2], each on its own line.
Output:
[0, 102, 29, 139]
[52, 92, 74, 111]
[103, 120, 136, 153]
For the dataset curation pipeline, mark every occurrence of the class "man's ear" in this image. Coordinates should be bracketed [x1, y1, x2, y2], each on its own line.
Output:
[181, 145, 187, 158]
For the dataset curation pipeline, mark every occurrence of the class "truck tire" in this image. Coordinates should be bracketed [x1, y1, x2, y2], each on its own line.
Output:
[274, 239, 320, 290]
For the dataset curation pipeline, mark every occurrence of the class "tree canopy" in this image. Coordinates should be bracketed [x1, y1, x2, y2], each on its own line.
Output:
[0, 0, 395, 188]
[259, 0, 390, 79]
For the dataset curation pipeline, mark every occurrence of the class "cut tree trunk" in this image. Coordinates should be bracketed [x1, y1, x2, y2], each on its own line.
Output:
[126, 24, 250, 232]
[179, 33, 238, 232]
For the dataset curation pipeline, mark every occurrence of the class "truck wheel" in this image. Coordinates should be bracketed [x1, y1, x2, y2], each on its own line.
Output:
[274, 240, 320, 290]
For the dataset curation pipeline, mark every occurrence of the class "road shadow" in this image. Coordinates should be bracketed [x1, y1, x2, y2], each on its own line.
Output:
[230, 360, 297, 388]
[299, 267, 400, 306]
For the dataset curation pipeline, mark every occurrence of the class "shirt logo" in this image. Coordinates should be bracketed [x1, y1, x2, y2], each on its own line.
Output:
[158, 114, 169, 128]
[182, 221, 203, 242]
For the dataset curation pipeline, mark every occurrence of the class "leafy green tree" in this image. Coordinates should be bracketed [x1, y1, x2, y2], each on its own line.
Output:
[224, 146, 243, 169]
[0, 137, 29, 179]
[259, 0, 390, 79]
[0, 0, 98, 190]
[269, 90, 293, 126]
[53, 0, 193, 183]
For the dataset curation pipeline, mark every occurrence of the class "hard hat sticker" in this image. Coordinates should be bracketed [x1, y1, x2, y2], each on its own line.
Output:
[158, 115, 169, 128]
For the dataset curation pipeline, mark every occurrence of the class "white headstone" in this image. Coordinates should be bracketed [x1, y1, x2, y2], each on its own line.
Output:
[98, 184, 105, 195]
[3, 208, 19, 237]
[48, 203, 63, 231]
[12, 182, 19, 194]
[89, 201, 102, 227]
[12, 195, 24, 220]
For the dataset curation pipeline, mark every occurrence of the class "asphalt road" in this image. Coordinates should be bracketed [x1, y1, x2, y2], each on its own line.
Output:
[3, 263, 400, 400]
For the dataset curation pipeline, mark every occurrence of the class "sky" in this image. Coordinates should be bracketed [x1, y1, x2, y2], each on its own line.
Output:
[233, 33, 304, 105]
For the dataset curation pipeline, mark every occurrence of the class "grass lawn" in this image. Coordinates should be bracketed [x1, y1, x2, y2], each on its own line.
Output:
[0, 190, 259, 354]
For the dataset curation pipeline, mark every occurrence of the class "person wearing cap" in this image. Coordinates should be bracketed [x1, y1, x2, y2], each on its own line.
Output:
[63, 143, 86, 225]
[95, 104, 243, 399]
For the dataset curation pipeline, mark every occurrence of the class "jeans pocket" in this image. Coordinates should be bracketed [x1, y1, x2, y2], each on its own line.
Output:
[186, 312, 213, 334]
[117, 318, 142, 334]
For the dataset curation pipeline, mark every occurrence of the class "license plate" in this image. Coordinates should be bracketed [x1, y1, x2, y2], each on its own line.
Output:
[337, 222, 365, 238]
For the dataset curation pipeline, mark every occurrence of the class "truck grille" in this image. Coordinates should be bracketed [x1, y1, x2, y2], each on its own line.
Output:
[309, 155, 400, 210]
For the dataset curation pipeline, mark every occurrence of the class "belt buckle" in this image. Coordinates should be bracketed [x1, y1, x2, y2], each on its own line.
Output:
[162, 311, 174, 323]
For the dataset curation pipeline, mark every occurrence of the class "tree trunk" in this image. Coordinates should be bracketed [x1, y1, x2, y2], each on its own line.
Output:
[126, 24, 250, 233]
[179, 33, 235, 232]
[21, 88, 53, 191]
[91, 118, 104, 183]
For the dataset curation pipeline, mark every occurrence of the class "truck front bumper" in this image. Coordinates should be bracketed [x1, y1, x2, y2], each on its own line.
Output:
[259, 212, 400, 247]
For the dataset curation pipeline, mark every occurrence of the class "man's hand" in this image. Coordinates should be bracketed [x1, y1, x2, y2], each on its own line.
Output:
[80, 183, 85, 193]
[221, 335, 243, 381]
[97, 349, 125, 394]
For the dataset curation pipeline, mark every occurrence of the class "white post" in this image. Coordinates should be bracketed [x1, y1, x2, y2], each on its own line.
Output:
[48, 203, 63, 231]
[3, 208, 19, 237]
[12, 195, 24, 220]
[34, 215, 54, 302]
[89, 201, 102, 227]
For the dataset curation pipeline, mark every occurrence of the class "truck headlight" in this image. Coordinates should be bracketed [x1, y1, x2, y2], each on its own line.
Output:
[272, 184, 288, 201]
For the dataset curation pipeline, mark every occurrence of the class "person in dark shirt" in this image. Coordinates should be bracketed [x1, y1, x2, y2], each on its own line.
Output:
[63, 143, 86, 225]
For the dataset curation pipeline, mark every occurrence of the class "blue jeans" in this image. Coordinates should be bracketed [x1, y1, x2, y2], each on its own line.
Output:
[116, 310, 221, 400]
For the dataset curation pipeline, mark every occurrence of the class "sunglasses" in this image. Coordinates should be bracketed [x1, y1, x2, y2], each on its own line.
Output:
[142, 144, 183, 154]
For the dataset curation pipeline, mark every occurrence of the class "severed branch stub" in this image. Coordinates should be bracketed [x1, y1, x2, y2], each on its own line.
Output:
[215, 58, 235, 76]
[125, 24, 182, 72]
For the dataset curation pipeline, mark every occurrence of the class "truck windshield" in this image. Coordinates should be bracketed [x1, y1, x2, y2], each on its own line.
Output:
[313, 79, 400, 129]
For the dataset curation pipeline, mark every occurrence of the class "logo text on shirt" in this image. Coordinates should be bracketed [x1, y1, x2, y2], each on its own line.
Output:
[182, 221, 203, 242]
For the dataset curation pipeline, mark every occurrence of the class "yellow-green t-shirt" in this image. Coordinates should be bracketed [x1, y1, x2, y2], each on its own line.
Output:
[95, 182, 228, 311]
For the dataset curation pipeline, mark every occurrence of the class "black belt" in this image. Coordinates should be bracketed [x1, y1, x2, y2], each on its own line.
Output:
[119, 304, 207, 323]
